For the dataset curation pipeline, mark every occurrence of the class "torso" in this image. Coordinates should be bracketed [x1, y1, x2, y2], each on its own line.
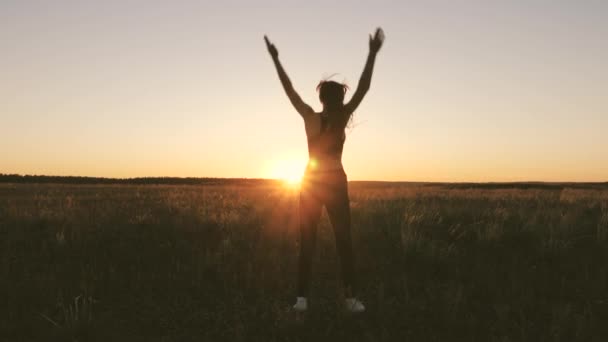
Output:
[303, 110, 348, 172]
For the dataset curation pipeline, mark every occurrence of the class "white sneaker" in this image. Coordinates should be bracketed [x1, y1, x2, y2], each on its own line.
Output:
[292, 297, 307, 312]
[345, 297, 365, 313]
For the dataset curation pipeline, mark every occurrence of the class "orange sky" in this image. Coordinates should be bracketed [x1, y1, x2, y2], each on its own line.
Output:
[1, 1, 607, 181]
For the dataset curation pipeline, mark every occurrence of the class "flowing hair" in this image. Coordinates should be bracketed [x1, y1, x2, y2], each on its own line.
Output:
[316, 78, 354, 129]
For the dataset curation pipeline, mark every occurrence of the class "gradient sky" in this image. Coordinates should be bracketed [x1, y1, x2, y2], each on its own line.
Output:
[1, 0, 607, 181]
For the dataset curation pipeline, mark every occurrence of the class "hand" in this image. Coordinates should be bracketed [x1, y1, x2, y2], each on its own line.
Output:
[264, 35, 278, 59]
[369, 27, 385, 54]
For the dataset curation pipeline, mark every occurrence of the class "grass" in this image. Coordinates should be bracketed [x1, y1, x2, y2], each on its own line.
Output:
[1, 182, 607, 341]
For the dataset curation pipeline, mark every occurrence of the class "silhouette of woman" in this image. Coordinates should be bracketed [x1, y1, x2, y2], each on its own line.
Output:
[264, 28, 384, 313]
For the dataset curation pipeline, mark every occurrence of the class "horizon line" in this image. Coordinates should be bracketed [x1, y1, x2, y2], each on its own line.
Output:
[1, 173, 606, 185]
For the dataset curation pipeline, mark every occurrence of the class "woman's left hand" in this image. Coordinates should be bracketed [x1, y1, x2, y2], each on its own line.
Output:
[264, 35, 279, 59]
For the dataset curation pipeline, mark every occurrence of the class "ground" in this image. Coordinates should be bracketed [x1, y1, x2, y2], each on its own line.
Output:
[1, 182, 607, 341]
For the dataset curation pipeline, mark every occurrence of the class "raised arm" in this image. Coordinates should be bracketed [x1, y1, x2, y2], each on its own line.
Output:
[264, 36, 313, 117]
[345, 28, 385, 114]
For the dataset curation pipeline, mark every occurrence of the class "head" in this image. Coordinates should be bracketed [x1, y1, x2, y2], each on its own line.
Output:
[317, 80, 348, 110]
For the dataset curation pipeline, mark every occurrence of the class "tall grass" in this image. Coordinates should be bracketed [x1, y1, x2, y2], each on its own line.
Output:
[1, 183, 607, 341]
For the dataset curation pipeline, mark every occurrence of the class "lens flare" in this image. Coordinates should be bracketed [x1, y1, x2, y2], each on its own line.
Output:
[267, 157, 305, 186]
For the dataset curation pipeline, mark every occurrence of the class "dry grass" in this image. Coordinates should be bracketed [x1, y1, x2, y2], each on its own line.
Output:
[1, 182, 607, 341]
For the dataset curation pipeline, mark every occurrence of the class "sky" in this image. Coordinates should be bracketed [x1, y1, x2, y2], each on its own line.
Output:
[1, 0, 607, 182]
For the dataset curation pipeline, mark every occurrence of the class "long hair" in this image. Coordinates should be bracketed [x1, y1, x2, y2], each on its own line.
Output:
[316, 80, 348, 110]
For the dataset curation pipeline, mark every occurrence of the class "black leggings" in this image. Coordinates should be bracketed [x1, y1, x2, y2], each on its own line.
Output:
[297, 169, 356, 297]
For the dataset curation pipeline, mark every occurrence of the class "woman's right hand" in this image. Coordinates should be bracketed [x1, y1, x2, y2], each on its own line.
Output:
[369, 28, 385, 54]
[264, 35, 279, 59]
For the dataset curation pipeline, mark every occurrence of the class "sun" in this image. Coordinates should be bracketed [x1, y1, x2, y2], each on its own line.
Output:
[267, 158, 305, 186]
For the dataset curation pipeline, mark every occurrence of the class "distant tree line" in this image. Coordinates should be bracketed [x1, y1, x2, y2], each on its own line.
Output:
[436, 182, 608, 190]
[0, 174, 605, 189]
[0, 174, 280, 186]
[351, 180, 608, 190]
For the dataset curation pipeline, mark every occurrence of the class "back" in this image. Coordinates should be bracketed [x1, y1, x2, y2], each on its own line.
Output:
[304, 111, 348, 171]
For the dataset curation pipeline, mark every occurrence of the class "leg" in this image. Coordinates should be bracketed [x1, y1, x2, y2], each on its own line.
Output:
[326, 175, 357, 297]
[297, 186, 322, 297]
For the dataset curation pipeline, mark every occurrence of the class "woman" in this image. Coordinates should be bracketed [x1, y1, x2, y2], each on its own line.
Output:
[264, 28, 384, 313]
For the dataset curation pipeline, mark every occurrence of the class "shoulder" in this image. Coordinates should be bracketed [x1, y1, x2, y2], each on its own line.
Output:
[333, 108, 352, 128]
[302, 111, 320, 122]
[297, 105, 315, 119]
[303, 112, 322, 137]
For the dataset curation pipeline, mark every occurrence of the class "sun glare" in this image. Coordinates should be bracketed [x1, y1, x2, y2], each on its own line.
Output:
[268, 158, 304, 186]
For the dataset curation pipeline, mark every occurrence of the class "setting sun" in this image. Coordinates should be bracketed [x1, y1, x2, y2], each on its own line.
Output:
[266, 158, 305, 185]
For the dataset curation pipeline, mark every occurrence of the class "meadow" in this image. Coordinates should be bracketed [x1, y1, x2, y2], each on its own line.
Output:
[1, 181, 607, 341]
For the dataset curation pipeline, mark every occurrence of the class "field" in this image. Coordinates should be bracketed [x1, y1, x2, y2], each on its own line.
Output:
[1, 182, 608, 341]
